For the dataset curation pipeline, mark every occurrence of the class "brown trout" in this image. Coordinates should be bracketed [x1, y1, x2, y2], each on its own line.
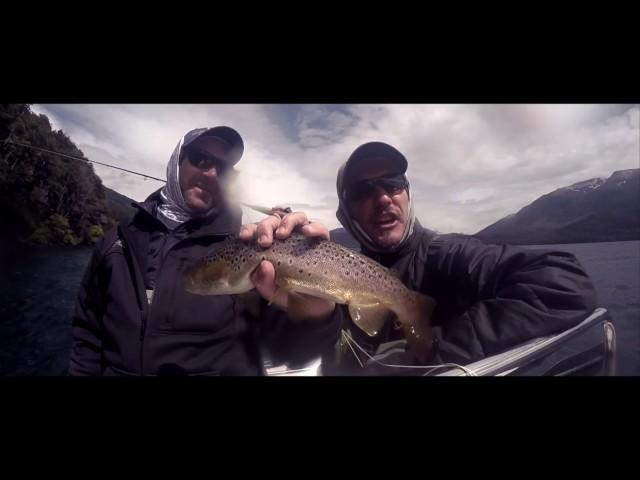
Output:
[184, 233, 436, 360]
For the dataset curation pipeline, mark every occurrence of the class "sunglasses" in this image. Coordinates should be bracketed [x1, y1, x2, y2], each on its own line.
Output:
[185, 148, 229, 173]
[345, 174, 408, 202]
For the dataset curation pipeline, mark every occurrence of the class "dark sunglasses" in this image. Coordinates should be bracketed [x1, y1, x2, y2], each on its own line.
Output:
[185, 148, 229, 173]
[345, 174, 408, 202]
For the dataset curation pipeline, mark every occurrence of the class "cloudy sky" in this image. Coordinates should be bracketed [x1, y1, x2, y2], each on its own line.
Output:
[30, 104, 639, 234]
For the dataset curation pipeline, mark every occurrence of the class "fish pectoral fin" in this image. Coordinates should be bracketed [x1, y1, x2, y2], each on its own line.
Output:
[267, 281, 291, 307]
[348, 302, 391, 337]
[268, 275, 302, 307]
[286, 291, 308, 323]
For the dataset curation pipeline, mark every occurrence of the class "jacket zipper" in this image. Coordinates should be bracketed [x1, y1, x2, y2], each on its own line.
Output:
[139, 310, 147, 374]
[116, 223, 150, 376]
[119, 216, 232, 375]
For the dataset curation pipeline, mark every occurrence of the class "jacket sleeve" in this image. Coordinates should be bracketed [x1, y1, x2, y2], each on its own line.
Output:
[426, 236, 598, 363]
[68, 240, 107, 376]
[259, 301, 345, 368]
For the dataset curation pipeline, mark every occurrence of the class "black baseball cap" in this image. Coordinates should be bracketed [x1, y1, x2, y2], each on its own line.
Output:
[342, 142, 408, 187]
[182, 126, 244, 166]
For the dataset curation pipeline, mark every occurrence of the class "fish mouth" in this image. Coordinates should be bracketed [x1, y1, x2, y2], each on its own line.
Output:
[183, 273, 202, 294]
[185, 277, 230, 296]
[184, 280, 199, 295]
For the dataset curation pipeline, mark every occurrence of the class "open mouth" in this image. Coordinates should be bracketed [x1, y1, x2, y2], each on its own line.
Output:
[374, 215, 399, 229]
[193, 185, 214, 199]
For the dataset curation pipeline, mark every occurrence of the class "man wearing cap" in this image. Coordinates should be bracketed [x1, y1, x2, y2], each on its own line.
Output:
[69, 127, 341, 376]
[212, 139, 599, 375]
[306, 141, 598, 374]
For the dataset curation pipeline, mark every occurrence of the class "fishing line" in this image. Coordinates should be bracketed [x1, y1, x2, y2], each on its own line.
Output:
[340, 329, 477, 376]
[1, 139, 281, 216]
[7, 138, 475, 375]
[3, 139, 168, 183]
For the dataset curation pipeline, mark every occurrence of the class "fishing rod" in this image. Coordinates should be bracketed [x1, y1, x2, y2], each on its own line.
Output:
[3, 139, 167, 183]
[2, 138, 290, 216]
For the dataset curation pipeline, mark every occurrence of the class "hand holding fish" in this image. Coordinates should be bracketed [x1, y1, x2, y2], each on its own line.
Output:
[186, 210, 436, 362]
[239, 211, 330, 247]
[239, 211, 336, 320]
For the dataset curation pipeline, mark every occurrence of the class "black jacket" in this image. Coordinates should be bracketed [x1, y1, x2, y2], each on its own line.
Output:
[69, 193, 341, 376]
[322, 222, 598, 374]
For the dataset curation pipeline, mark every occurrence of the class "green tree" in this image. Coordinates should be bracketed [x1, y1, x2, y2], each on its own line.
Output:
[0, 104, 116, 245]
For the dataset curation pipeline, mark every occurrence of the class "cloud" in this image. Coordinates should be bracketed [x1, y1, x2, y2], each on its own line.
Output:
[30, 103, 639, 234]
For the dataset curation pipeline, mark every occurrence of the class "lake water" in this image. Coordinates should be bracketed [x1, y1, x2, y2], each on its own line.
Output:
[0, 239, 638, 375]
[524, 240, 639, 375]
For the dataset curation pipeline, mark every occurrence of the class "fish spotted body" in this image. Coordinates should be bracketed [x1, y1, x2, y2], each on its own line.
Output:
[185, 234, 436, 360]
